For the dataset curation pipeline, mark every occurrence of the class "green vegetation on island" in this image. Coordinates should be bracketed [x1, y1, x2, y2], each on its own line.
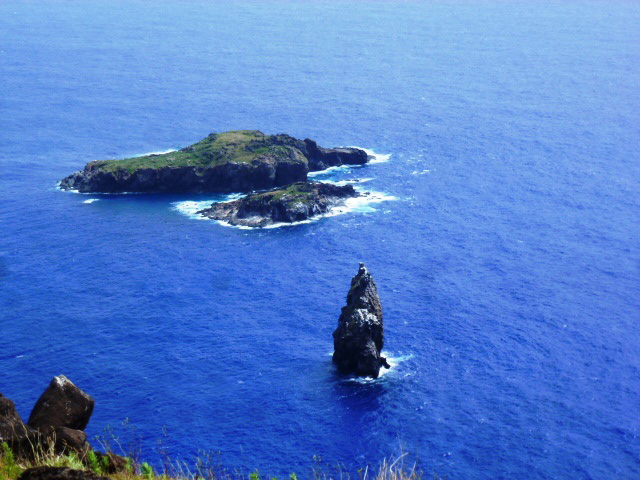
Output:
[59, 130, 369, 194]
[94, 131, 300, 174]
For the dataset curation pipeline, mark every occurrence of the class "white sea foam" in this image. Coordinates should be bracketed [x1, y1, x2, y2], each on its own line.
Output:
[308, 164, 354, 177]
[308, 147, 391, 177]
[56, 182, 80, 194]
[171, 193, 245, 220]
[171, 200, 212, 220]
[350, 147, 392, 164]
[411, 169, 431, 175]
[139, 149, 176, 156]
[83, 198, 99, 204]
[320, 178, 374, 186]
[342, 352, 414, 384]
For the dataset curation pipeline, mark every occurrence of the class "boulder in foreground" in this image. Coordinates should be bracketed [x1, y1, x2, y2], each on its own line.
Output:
[333, 263, 390, 378]
[27, 375, 94, 434]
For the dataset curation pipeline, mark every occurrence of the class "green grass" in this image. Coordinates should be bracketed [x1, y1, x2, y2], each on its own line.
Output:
[251, 183, 314, 204]
[0, 441, 428, 480]
[95, 130, 306, 174]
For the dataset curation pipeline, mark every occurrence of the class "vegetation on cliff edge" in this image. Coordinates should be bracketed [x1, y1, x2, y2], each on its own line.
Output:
[94, 131, 305, 174]
[0, 441, 428, 480]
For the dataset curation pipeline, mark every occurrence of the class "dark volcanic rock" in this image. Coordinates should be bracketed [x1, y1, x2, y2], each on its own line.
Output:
[28, 376, 94, 434]
[19, 467, 110, 480]
[59, 130, 370, 194]
[0, 393, 27, 441]
[198, 181, 361, 227]
[53, 427, 89, 455]
[332, 263, 390, 378]
[0, 393, 38, 455]
[271, 135, 368, 171]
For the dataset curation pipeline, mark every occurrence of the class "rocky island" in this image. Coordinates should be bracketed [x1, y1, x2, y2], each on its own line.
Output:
[333, 263, 390, 378]
[197, 181, 361, 227]
[59, 130, 370, 194]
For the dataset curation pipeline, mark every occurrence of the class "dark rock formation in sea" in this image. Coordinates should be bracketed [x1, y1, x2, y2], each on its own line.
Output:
[18, 467, 110, 480]
[197, 181, 361, 227]
[333, 263, 390, 378]
[59, 130, 370, 193]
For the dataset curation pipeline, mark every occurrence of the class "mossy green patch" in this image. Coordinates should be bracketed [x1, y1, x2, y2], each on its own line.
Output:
[254, 183, 314, 205]
[96, 130, 306, 174]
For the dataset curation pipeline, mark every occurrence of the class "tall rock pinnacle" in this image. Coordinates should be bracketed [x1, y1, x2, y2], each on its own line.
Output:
[332, 263, 390, 378]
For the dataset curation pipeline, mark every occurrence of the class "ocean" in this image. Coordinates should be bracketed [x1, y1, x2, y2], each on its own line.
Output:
[1, 1, 639, 478]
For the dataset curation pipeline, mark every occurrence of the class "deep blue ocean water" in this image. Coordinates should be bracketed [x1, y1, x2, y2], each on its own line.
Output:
[1, 1, 639, 478]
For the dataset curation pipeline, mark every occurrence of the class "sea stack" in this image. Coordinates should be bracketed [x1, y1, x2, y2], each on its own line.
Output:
[332, 263, 390, 378]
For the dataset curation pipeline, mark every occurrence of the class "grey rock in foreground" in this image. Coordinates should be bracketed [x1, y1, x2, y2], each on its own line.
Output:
[333, 263, 390, 378]
[198, 181, 361, 227]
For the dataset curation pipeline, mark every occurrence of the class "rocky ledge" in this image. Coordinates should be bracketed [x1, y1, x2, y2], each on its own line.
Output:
[333, 263, 390, 378]
[59, 130, 369, 194]
[197, 181, 360, 227]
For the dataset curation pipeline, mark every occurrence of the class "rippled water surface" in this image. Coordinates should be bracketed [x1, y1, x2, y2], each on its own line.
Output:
[1, 1, 639, 478]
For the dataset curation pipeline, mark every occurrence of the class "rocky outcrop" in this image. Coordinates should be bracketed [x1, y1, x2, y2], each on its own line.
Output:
[198, 181, 361, 227]
[0, 394, 37, 456]
[333, 263, 390, 378]
[28, 375, 94, 434]
[1, 376, 95, 458]
[18, 467, 110, 480]
[59, 155, 308, 194]
[1, 393, 27, 442]
[53, 427, 90, 455]
[268, 134, 368, 171]
[2, 378, 129, 474]
[59, 130, 369, 194]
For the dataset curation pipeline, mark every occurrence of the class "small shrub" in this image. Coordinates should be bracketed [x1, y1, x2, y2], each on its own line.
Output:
[45, 452, 84, 470]
[101, 454, 110, 472]
[64, 452, 84, 470]
[140, 461, 154, 479]
[1, 442, 21, 479]
[86, 450, 101, 475]
[124, 456, 133, 474]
